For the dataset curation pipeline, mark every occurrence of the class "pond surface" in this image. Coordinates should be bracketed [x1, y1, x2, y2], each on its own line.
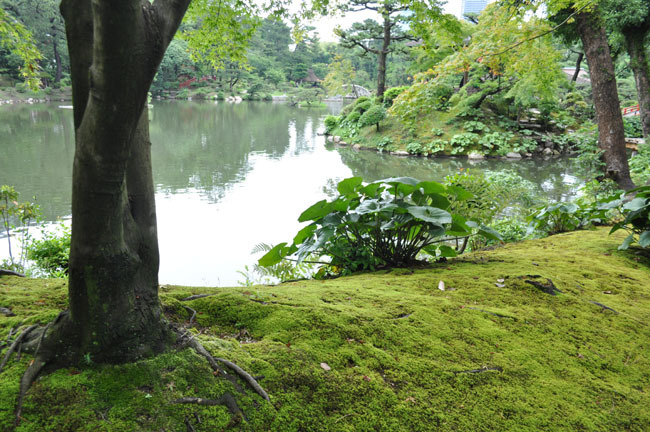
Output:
[0, 101, 582, 286]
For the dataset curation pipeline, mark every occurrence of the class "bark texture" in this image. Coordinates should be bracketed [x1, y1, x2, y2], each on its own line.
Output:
[623, 27, 650, 139]
[46, 0, 191, 364]
[576, 9, 635, 191]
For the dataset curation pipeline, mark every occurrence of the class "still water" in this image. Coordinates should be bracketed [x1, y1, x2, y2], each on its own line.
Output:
[0, 101, 581, 286]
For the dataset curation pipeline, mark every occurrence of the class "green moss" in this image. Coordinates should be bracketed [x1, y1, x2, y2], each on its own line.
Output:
[1, 229, 649, 430]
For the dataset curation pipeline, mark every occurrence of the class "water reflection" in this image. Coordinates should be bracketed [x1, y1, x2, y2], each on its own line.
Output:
[0, 101, 583, 286]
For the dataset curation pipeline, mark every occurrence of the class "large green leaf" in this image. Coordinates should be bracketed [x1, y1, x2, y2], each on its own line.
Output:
[377, 177, 420, 186]
[446, 185, 473, 201]
[337, 177, 363, 195]
[417, 181, 446, 195]
[623, 198, 648, 212]
[446, 214, 470, 236]
[478, 225, 503, 241]
[618, 234, 634, 250]
[407, 206, 452, 225]
[639, 231, 650, 248]
[258, 242, 290, 267]
[293, 224, 317, 245]
[298, 199, 332, 222]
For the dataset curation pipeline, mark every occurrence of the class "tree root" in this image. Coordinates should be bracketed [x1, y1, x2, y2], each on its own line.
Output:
[14, 357, 47, 426]
[467, 307, 516, 320]
[0, 269, 25, 277]
[0, 325, 38, 373]
[524, 277, 563, 296]
[180, 294, 216, 301]
[183, 306, 197, 327]
[172, 395, 242, 415]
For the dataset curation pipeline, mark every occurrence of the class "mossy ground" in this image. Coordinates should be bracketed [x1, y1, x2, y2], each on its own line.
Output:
[1, 228, 649, 431]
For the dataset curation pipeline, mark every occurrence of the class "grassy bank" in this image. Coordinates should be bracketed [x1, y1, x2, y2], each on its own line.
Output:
[1, 228, 649, 431]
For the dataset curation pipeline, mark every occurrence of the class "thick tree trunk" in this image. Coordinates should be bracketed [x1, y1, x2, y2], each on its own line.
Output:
[376, 16, 390, 99]
[46, 0, 191, 364]
[571, 52, 583, 83]
[623, 27, 650, 139]
[576, 9, 635, 191]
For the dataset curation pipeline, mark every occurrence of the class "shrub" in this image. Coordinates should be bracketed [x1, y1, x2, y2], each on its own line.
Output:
[324, 115, 340, 134]
[426, 139, 447, 155]
[463, 121, 489, 133]
[444, 171, 504, 224]
[430, 127, 444, 136]
[259, 177, 500, 275]
[358, 105, 386, 131]
[375, 136, 393, 152]
[177, 88, 189, 99]
[354, 100, 372, 114]
[26, 225, 71, 277]
[383, 86, 408, 107]
[527, 198, 615, 237]
[611, 186, 650, 250]
[629, 145, 650, 184]
[344, 110, 361, 126]
[623, 116, 643, 138]
[450, 133, 479, 154]
[478, 132, 513, 153]
[406, 142, 424, 155]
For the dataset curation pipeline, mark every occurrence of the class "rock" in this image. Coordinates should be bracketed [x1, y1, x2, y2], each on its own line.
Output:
[390, 150, 410, 156]
[353, 144, 362, 150]
[339, 141, 347, 146]
[505, 152, 522, 159]
[545, 141, 554, 149]
[327, 136, 334, 143]
[467, 152, 485, 160]
[524, 153, 533, 158]
[553, 150, 561, 156]
[543, 148, 553, 156]
[333, 136, 341, 143]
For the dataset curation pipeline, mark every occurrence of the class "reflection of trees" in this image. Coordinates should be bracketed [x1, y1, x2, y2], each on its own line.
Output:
[337, 148, 583, 203]
[0, 105, 74, 220]
[149, 101, 326, 201]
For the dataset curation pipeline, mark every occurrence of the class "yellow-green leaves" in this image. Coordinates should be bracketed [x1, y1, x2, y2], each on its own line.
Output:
[0, 9, 41, 90]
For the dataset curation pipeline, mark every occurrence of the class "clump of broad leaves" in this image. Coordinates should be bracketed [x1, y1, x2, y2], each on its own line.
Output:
[259, 177, 501, 276]
[611, 185, 650, 250]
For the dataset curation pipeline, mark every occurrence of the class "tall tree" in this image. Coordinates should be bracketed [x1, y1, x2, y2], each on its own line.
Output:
[335, 1, 418, 98]
[574, 5, 635, 190]
[605, 0, 650, 139]
[0, 7, 41, 87]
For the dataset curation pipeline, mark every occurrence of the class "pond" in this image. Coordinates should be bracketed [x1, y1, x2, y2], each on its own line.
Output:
[0, 101, 583, 286]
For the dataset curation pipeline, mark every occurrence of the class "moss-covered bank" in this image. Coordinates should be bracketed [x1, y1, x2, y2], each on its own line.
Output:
[1, 228, 649, 431]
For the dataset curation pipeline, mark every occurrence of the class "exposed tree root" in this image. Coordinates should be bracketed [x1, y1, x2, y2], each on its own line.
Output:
[590, 301, 618, 314]
[173, 395, 242, 415]
[0, 325, 38, 373]
[523, 277, 563, 296]
[0, 269, 25, 277]
[1, 307, 16, 317]
[212, 356, 270, 401]
[183, 306, 197, 327]
[14, 357, 47, 427]
[181, 294, 217, 301]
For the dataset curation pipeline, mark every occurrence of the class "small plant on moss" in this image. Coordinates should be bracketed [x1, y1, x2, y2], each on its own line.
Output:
[358, 105, 386, 131]
[259, 177, 500, 274]
[1, 185, 40, 272]
[406, 142, 424, 155]
[463, 121, 489, 133]
[430, 127, 444, 136]
[611, 186, 650, 250]
[324, 115, 340, 134]
[450, 133, 478, 154]
[527, 198, 616, 237]
[26, 224, 71, 277]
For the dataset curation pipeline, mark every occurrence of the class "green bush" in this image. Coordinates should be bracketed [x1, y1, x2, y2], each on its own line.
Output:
[383, 86, 409, 107]
[430, 127, 444, 136]
[463, 121, 489, 133]
[406, 142, 424, 155]
[259, 177, 500, 275]
[426, 139, 447, 155]
[375, 136, 393, 152]
[358, 105, 386, 131]
[444, 171, 504, 224]
[344, 110, 361, 126]
[450, 133, 479, 154]
[324, 115, 340, 134]
[26, 225, 71, 277]
[629, 145, 650, 184]
[354, 100, 372, 114]
[527, 198, 615, 237]
[177, 88, 190, 99]
[611, 186, 650, 250]
[623, 116, 643, 138]
[479, 132, 513, 153]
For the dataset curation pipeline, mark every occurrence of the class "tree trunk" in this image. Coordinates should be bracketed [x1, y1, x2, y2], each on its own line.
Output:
[576, 9, 635, 191]
[571, 52, 583, 83]
[45, 0, 191, 364]
[623, 26, 650, 139]
[376, 15, 390, 99]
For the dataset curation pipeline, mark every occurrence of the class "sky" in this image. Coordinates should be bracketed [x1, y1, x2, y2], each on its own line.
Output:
[311, 0, 471, 42]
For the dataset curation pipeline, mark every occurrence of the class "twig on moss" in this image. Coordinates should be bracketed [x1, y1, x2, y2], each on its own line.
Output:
[173, 395, 242, 415]
[452, 366, 503, 375]
[181, 294, 216, 302]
